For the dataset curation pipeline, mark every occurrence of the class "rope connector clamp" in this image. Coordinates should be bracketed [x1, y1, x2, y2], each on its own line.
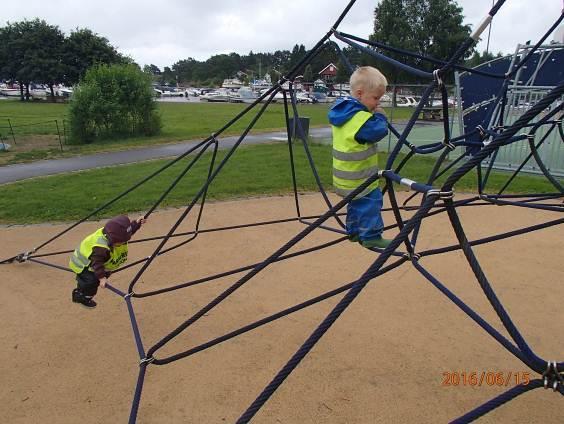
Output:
[442, 139, 456, 151]
[16, 250, 33, 263]
[427, 189, 454, 200]
[433, 70, 444, 88]
[403, 252, 421, 261]
[476, 125, 487, 140]
[542, 361, 564, 392]
[140, 356, 155, 366]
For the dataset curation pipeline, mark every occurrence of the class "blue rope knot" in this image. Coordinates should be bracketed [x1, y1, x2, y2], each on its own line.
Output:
[542, 361, 564, 392]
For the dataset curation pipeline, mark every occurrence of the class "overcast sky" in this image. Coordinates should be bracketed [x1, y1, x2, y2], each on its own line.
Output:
[1, 0, 562, 70]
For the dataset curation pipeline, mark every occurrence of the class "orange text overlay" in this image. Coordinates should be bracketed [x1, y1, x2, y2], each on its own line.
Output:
[441, 371, 531, 387]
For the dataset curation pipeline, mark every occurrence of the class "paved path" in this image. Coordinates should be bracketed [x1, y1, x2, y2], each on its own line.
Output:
[0, 120, 441, 184]
[0, 128, 334, 184]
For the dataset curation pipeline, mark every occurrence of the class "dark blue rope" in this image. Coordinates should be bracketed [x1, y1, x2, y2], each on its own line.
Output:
[125, 296, 146, 360]
[450, 379, 544, 423]
[413, 261, 533, 367]
[236, 196, 438, 423]
[128, 363, 149, 424]
[333, 32, 434, 79]
[445, 201, 546, 373]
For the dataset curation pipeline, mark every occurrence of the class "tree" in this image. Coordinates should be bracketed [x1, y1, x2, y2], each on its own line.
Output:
[465, 50, 503, 68]
[0, 25, 19, 92]
[303, 64, 313, 82]
[335, 61, 350, 83]
[68, 64, 161, 144]
[370, 0, 473, 83]
[160, 66, 176, 86]
[62, 28, 125, 86]
[143, 64, 162, 75]
[288, 44, 307, 73]
[0, 19, 65, 100]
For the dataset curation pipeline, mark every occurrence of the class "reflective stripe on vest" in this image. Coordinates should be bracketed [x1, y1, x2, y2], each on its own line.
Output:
[332, 110, 380, 198]
[69, 228, 129, 273]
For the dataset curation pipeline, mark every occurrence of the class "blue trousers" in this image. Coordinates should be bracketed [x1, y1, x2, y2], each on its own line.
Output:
[346, 188, 384, 242]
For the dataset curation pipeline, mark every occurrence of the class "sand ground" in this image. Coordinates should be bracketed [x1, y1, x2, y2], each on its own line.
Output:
[0, 193, 562, 423]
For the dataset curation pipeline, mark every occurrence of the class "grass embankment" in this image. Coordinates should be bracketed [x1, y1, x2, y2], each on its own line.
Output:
[0, 100, 415, 164]
[0, 142, 557, 225]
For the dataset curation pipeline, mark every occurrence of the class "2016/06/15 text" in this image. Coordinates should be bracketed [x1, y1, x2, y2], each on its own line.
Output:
[442, 371, 530, 387]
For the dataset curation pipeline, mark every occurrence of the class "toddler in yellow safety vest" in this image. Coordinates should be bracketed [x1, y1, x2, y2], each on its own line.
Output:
[328, 66, 391, 249]
[69, 215, 146, 308]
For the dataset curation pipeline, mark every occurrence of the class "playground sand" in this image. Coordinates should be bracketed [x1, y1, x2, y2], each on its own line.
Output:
[0, 193, 562, 423]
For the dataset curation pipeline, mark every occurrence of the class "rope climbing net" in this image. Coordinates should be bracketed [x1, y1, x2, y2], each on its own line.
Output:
[2, 0, 562, 422]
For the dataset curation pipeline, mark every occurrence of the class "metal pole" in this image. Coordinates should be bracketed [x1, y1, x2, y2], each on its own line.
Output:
[54, 119, 63, 151]
[7, 118, 16, 145]
[62, 119, 67, 144]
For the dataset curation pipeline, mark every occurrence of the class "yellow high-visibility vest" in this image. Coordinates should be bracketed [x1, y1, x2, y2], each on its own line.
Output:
[332, 110, 380, 198]
[69, 228, 128, 274]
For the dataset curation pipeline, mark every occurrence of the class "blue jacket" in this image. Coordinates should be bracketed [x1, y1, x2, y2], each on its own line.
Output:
[328, 97, 388, 144]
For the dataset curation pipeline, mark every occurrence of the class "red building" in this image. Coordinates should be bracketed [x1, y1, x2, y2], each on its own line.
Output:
[318, 63, 338, 83]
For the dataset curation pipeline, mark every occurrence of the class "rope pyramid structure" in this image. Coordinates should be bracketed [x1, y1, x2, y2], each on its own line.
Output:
[2, 0, 562, 422]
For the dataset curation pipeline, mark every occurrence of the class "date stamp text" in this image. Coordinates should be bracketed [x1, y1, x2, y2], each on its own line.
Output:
[442, 371, 530, 387]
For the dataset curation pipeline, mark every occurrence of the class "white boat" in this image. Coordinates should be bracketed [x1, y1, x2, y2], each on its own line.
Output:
[200, 89, 231, 102]
[30, 88, 47, 99]
[396, 96, 418, 107]
[160, 89, 184, 97]
[237, 87, 258, 103]
[222, 78, 245, 89]
[184, 88, 200, 97]
[49, 85, 73, 98]
[0, 87, 21, 97]
[295, 92, 317, 103]
[251, 76, 272, 92]
[258, 88, 286, 103]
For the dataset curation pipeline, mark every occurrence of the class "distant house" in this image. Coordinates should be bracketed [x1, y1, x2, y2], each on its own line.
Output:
[318, 63, 338, 83]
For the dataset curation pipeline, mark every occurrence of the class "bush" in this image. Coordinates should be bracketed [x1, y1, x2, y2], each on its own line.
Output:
[67, 64, 161, 144]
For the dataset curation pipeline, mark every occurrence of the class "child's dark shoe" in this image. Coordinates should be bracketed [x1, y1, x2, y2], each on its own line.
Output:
[72, 289, 97, 309]
[348, 233, 359, 242]
[79, 298, 97, 309]
[361, 237, 392, 249]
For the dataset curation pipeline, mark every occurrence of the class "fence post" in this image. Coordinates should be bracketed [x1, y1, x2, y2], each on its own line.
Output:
[7, 118, 16, 145]
[54, 119, 63, 151]
[62, 119, 67, 145]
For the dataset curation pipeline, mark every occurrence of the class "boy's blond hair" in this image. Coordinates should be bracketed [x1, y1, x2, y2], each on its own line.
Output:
[350, 66, 387, 93]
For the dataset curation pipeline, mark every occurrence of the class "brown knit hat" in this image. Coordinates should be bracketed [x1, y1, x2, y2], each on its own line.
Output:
[104, 215, 133, 244]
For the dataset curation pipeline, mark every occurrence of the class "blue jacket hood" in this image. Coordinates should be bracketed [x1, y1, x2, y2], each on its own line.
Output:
[328, 97, 367, 126]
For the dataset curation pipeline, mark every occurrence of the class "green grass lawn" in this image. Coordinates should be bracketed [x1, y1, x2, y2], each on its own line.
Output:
[0, 99, 416, 164]
[0, 142, 557, 224]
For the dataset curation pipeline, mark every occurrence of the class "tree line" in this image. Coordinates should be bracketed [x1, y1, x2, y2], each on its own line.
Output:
[149, 0, 502, 87]
[0, 18, 130, 100]
[1, 0, 502, 97]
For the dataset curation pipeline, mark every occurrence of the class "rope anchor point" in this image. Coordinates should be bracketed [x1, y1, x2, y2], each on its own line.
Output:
[15, 249, 35, 263]
[140, 356, 155, 366]
[542, 361, 564, 392]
